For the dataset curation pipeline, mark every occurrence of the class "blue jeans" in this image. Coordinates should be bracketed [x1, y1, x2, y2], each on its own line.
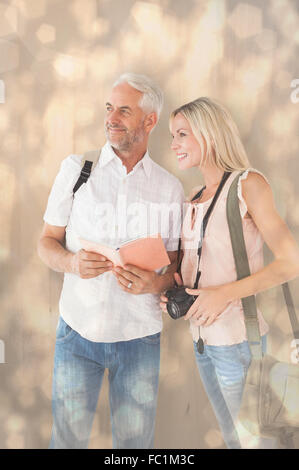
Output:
[49, 316, 160, 449]
[193, 336, 276, 449]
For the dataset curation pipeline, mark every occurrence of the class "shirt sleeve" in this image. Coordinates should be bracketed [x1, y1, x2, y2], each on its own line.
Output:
[237, 168, 270, 219]
[163, 179, 186, 252]
[43, 154, 82, 227]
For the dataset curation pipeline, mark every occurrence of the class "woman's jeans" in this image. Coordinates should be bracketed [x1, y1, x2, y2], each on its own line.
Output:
[49, 316, 160, 449]
[193, 336, 276, 449]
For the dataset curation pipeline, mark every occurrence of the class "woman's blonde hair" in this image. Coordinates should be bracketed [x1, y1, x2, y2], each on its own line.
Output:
[170, 97, 250, 172]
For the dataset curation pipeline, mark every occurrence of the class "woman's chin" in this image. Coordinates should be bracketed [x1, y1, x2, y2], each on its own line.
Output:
[178, 158, 192, 170]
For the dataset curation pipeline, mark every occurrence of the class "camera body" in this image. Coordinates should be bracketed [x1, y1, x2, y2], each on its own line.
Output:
[165, 286, 198, 320]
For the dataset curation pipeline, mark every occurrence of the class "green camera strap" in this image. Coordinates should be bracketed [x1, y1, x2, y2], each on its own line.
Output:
[226, 172, 299, 359]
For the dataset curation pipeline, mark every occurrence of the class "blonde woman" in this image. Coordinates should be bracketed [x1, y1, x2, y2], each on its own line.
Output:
[160, 97, 299, 449]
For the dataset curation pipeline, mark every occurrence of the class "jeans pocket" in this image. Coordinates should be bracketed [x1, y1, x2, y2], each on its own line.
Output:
[139, 332, 161, 345]
[56, 317, 77, 344]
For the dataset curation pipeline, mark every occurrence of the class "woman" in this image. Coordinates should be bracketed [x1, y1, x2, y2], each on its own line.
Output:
[160, 97, 299, 449]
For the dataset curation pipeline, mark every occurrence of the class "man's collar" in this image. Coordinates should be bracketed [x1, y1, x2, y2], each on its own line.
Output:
[99, 141, 152, 178]
[98, 141, 117, 168]
[138, 150, 152, 178]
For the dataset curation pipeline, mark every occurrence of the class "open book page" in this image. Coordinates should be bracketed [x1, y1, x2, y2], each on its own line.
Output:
[79, 234, 170, 271]
[79, 239, 122, 266]
[119, 234, 170, 271]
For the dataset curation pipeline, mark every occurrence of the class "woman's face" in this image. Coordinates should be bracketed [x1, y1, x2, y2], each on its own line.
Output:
[170, 113, 205, 170]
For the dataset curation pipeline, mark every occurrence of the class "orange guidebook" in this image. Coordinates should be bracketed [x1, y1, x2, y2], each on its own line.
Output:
[79, 233, 171, 271]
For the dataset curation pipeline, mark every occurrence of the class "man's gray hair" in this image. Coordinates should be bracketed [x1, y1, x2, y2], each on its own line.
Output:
[113, 72, 163, 119]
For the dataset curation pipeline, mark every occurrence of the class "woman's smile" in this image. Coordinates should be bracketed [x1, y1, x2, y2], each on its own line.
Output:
[177, 153, 188, 161]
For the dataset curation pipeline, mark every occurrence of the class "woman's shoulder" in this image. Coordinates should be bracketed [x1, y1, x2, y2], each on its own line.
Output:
[238, 168, 270, 186]
[238, 168, 271, 195]
[237, 168, 271, 219]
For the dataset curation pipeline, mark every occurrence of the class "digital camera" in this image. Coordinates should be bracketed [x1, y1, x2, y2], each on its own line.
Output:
[165, 286, 198, 320]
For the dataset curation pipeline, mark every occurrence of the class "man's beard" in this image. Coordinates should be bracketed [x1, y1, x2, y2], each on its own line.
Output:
[105, 121, 146, 152]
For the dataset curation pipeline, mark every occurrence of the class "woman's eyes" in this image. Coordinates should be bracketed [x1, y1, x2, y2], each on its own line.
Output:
[171, 132, 187, 139]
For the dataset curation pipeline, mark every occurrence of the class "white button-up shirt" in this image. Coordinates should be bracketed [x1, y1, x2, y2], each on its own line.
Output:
[44, 142, 185, 342]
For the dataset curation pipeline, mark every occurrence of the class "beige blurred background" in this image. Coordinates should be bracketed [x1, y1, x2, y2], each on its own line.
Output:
[0, 0, 299, 449]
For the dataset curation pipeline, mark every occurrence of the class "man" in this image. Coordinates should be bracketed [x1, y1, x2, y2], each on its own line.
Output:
[38, 73, 185, 449]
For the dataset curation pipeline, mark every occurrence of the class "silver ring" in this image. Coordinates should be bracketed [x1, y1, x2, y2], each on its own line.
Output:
[127, 282, 133, 289]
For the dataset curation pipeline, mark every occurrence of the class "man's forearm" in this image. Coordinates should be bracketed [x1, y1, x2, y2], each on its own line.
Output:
[154, 270, 176, 294]
[152, 250, 180, 294]
[38, 237, 74, 273]
[152, 257, 178, 294]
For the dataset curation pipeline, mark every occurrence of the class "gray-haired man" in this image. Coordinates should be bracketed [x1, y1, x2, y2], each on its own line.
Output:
[38, 73, 185, 449]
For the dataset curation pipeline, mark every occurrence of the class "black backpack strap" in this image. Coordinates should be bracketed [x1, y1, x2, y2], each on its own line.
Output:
[73, 150, 101, 194]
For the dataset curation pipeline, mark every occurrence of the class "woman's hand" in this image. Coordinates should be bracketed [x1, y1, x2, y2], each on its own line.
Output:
[184, 285, 230, 326]
[160, 272, 183, 312]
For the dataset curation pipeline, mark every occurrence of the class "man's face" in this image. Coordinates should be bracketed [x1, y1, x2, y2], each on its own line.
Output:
[104, 83, 148, 152]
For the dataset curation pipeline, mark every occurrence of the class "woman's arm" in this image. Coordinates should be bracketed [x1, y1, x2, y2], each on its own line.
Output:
[224, 172, 299, 300]
[184, 173, 299, 326]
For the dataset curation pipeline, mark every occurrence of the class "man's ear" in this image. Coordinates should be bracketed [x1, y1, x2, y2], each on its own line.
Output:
[144, 112, 158, 133]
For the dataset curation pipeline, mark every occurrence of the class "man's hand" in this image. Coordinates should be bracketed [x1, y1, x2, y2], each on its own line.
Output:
[72, 249, 113, 279]
[112, 264, 159, 294]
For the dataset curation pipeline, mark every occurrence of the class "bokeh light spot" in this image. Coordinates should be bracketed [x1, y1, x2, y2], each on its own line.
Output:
[228, 3, 263, 39]
[36, 23, 56, 44]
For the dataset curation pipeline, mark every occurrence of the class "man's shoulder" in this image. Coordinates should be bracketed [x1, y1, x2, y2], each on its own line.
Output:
[56, 154, 84, 177]
[62, 153, 83, 167]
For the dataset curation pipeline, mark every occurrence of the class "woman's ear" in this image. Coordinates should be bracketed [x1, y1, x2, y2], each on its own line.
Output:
[144, 112, 158, 133]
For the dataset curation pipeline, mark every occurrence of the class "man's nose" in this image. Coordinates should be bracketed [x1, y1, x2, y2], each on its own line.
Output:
[106, 109, 121, 125]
